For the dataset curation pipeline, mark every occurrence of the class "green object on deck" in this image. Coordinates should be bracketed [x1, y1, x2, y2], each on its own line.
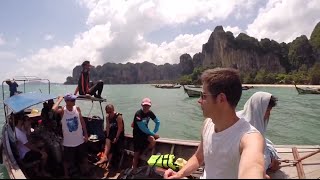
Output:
[147, 154, 177, 171]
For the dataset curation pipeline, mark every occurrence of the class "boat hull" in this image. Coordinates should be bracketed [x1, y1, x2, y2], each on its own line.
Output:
[182, 85, 201, 97]
[2, 124, 320, 179]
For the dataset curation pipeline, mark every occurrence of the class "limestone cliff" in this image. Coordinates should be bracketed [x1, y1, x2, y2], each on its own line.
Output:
[65, 22, 320, 84]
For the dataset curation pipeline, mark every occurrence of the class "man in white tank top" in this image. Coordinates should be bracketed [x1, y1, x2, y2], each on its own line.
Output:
[52, 93, 89, 178]
[164, 68, 265, 179]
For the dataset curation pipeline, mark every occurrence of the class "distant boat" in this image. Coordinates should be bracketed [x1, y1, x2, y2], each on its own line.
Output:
[242, 86, 254, 90]
[294, 83, 320, 95]
[182, 85, 201, 97]
[154, 84, 181, 89]
[187, 85, 202, 88]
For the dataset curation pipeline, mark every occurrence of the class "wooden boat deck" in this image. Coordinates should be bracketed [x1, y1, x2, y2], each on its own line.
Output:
[270, 145, 320, 179]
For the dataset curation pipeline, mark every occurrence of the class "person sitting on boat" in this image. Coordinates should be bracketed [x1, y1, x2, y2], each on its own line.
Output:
[94, 104, 125, 168]
[132, 97, 160, 172]
[74, 60, 104, 98]
[164, 68, 265, 179]
[14, 112, 50, 177]
[52, 93, 89, 178]
[41, 99, 56, 129]
[5, 79, 21, 97]
[237, 91, 281, 173]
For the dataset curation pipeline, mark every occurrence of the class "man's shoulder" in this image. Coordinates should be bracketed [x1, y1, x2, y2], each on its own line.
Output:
[15, 127, 25, 137]
[135, 109, 142, 115]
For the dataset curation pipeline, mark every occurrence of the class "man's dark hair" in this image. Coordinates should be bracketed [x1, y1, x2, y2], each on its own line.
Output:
[13, 111, 24, 125]
[201, 68, 242, 108]
[268, 96, 278, 108]
[81, 60, 90, 68]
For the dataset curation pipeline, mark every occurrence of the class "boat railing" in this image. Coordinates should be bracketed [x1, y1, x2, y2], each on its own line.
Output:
[2, 76, 51, 125]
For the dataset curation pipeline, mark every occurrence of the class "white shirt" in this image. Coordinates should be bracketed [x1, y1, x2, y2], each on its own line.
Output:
[61, 106, 84, 147]
[201, 118, 259, 179]
[15, 127, 30, 159]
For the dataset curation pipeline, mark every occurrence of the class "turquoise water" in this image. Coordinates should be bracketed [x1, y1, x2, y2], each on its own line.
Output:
[0, 84, 320, 178]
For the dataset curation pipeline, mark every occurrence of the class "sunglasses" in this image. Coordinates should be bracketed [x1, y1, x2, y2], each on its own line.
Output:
[67, 99, 76, 102]
[200, 91, 217, 99]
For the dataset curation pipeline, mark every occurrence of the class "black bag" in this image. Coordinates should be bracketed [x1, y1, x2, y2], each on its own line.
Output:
[118, 166, 163, 179]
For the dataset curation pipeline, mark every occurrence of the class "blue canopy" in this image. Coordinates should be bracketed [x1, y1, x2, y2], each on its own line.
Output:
[3, 92, 57, 113]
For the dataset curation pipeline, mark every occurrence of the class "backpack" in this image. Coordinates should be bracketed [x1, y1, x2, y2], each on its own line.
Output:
[118, 166, 163, 179]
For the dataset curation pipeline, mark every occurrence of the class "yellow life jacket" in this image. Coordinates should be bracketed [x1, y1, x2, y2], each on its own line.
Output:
[147, 154, 177, 171]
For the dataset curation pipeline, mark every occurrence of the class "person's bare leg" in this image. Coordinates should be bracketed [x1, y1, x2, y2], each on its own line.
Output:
[147, 136, 156, 149]
[132, 151, 141, 172]
[63, 161, 70, 178]
[95, 139, 111, 165]
[81, 157, 89, 176]
[106, 153, 113, 169]
[40, 152, 50, 176]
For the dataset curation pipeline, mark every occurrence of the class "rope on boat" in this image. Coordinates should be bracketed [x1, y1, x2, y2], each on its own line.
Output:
[87, 101, 94, 120]
[292, 147, 306, 179]
[279, 147, 320, 178]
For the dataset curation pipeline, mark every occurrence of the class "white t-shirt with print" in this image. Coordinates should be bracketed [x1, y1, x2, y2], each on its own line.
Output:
[15, 127, 31, 159]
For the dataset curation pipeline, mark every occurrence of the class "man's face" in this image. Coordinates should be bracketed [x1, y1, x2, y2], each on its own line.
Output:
[65, 99, 76, 106]
[83, 64, 91, 72]
[198, 83, 218, 118]
[105, 107, 113, 115]
[264, 107, 272, 121]
[142, 105, 151, 112]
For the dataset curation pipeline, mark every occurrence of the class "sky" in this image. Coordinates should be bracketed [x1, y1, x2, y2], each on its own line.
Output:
[0, 0, 320, 83]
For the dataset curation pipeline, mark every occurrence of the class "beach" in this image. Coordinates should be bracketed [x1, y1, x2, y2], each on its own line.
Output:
[243, 84, 320, 88]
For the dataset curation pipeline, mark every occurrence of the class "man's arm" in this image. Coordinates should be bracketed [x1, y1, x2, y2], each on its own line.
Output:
[136, 121, 155, 135]
[105, 115, 110, 137]
[238, 132, 265, 179]
[24, 142, 43, 153]
[164, 121, 206, 179]
[152, 117, 160, 134]
[52, 96, 63, 117]
[77, 107, 88, 142]
[74, 86, 79, 95]
[174, 138, 204, 178]
[114, 115, 124, 142]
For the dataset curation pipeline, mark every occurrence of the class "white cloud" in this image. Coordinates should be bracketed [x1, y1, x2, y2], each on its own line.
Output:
[0, 51, 19, 80]
[127, 29, 212, 65]
[246, 0, 320, 43]
[81, 0, 259, 27]
[0, 34, 6, 46]
[14, 23, 113, 83]
[0, 51, 16, 60]
[10, 0, 320, 83]
[224, 26, 242, 37]
[44, 34, 54, 41]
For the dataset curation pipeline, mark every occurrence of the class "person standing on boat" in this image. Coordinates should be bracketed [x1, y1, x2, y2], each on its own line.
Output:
[5, 79, 21, 97]
[52, 93, 89, 178]
[164, 68, 265, 179]
[14, 112, 50, 177]
[132, 97, 160, 172]
[237, 91, 281, 173]
[74, 60, 104, 98]
[94, 104, 125, 168]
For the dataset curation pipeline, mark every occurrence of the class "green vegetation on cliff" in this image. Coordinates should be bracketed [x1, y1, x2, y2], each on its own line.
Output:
[65, 22, 320, 85]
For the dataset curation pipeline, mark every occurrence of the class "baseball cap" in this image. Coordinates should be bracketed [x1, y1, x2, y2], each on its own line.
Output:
[141, 98, 152, 106]
[64, 93, 78, 101]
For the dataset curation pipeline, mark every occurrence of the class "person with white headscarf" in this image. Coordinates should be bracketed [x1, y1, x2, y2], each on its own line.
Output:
[237, 91, 281, 173]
